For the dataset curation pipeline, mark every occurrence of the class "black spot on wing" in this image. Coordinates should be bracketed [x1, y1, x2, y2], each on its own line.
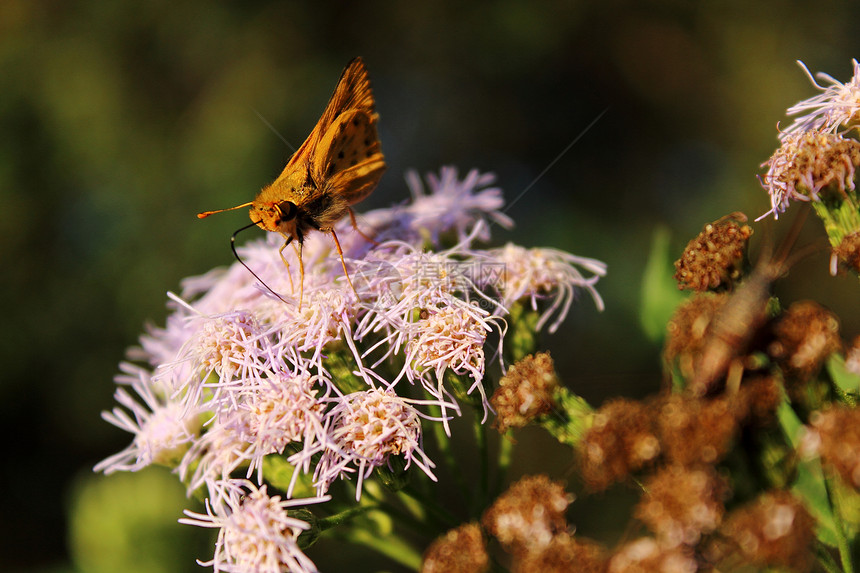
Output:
[320, 111, 380, 179]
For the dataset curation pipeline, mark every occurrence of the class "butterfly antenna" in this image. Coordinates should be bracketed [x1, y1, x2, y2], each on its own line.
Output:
[197, 201, 254, 219]
[230, 221, 289, 304]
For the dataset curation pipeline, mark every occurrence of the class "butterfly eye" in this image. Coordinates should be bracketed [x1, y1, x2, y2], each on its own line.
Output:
[276, 201, 298, 222]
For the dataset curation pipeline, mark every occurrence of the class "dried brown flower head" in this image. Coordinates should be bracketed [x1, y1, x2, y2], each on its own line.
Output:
[800, 405, 860, 489]
[832, 230, 860, 274]
[674, 212, 753, 292]
[761, 130, 860, 216]
[769, 300, 841, 380]
[421, 522, 489, 573]
[513, 534, 607, 573]
[846, 335, 860, 376]
[491, 352, 560, 433]
[607, 537, 697, 573]
[578, 399, 661, 491]
[734, 375, 783, 424]
[482, 474, 573, 556]
[720, 490, 815, 572]
[663, 293, 728, 381]
[657, 394, 738, 466]
[634, 464, 727, 548]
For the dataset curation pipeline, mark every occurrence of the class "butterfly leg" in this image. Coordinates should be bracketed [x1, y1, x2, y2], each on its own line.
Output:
[278, 234, 295, 292]
[292, 240, 305, 310]
[348, 207, 380, 246]
[330, 229, 358, 299]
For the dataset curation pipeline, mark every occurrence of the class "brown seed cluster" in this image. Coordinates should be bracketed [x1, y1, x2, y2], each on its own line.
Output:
[765, 130, 860, 203]
[421, 522, 489, 573]
[491, 352, 560, 433]
[634, 464, 726, 547]
[833, 230, 860, 273]
[606, 537, 697, 573]
[663, 293, 728, 381]
[578, 399, 661, 491]
[513, 534, 607, 573]
[449, 207, 854, 572]
[768, 300, 841, 380]
[734, 375, 783, 423]
[456, 475, 608, 573]
[481, 474, 573, 556]
[802, 405, 860, 488]
[656, 394, 739, 466]
[674, 212, 753, 292]
[719, 490, 815, 572]
[579, 389, 770, 489]
[846, 335, 860, 375]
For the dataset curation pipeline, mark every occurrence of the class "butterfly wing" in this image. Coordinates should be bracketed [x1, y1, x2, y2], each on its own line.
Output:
[306, 57, 385, 205]
[272, 57, 378, 181]
[314, 57, 378, 142]
[312, 108, 386, 205]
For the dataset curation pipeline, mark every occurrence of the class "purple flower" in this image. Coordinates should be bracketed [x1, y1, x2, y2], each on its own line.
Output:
[308, 388, 437, 500]
[180, 479, 329, 573]
[488, 244, 607, 333]
[404, 167, 514, 243]
[781, 59, 860, 139]
[94, 363, 199, 474]
[758, 130, 860, 219]
[333, 167, 514, 254]
[99, 164, 608, 569]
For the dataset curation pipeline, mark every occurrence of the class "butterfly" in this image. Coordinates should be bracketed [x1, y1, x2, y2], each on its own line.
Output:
[198, 57, 386, 308]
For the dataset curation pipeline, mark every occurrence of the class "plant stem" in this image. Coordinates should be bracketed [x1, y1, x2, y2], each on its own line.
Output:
[824, 475, 855, 573]
[401, 483, 460, 528]
[427, 402, 471, 504]
[474, 412, 489, 515]
[360, 489, 432, 538]
[334, 528, 423, 571]
[495, 432, 514, 497]
[317, 504, 378, 530]
[817, 542, 844, 573]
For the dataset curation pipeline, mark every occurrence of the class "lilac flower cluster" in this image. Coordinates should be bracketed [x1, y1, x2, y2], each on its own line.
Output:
[760, 60, 860, 219]
[97, 167, 606, 572]
[780, 59, 860, 139]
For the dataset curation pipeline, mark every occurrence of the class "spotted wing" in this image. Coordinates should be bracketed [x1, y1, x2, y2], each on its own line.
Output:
[312, 108, 386, 205]
[272, 57, 379, 183]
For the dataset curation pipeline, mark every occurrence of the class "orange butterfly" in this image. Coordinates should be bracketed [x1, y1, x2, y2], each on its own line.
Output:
[198, 57, 386, 308]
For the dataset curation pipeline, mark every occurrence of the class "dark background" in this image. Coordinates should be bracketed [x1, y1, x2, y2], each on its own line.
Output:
[3, 1, 860, 571]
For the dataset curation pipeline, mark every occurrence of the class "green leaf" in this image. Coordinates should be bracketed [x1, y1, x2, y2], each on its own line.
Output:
[324, 341, 369, 394]
[811, 194, 860, 249]
[327, 482, 423, 571]
[537, 386, 594, 448]
[376, 454, 411, 493]
[777, 399, 839, 547]
[68, 468, 202, 573]
[263, 453, 316, 499]
[828, 476, 860, 543]
[336, 527, 422, 570]
[827, 354, 860, 401]
[640, 226, 686, 344]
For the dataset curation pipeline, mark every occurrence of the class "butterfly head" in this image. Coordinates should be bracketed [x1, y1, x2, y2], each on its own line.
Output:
[251, 200, 300, 236]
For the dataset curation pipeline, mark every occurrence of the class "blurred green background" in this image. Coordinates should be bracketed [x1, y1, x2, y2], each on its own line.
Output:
[3, 1, 860, 571]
